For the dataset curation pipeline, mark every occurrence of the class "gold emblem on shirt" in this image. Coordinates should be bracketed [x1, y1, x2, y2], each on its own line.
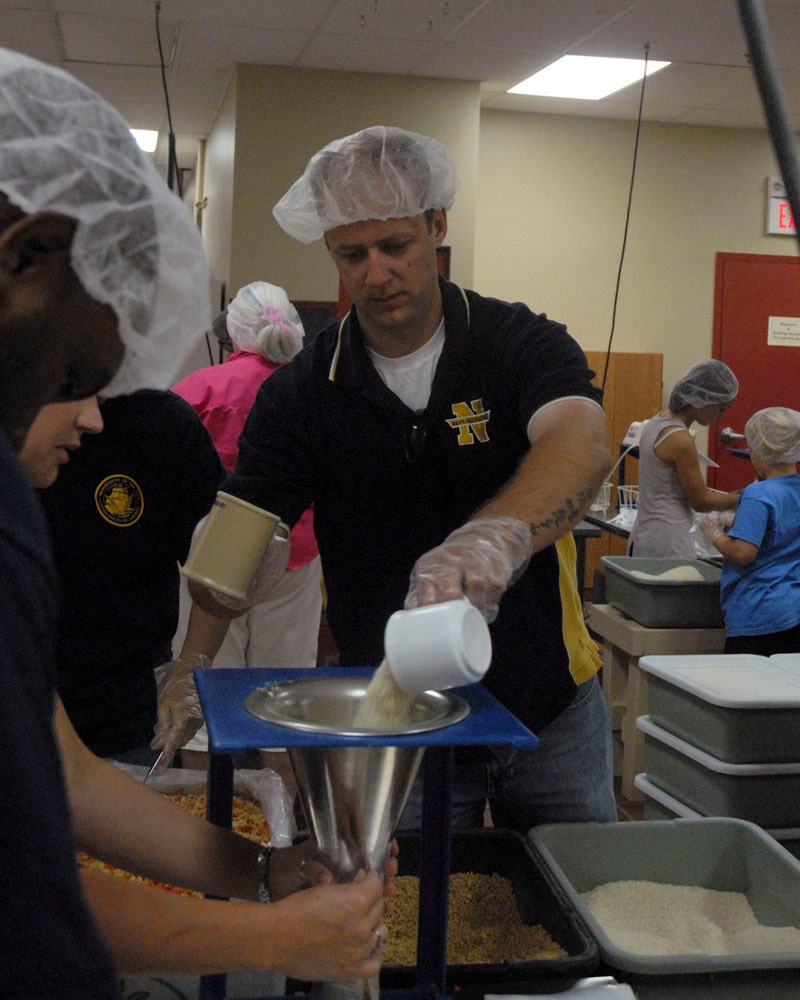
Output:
[94, 475, 144, 526]
[446, 399, 490, 445]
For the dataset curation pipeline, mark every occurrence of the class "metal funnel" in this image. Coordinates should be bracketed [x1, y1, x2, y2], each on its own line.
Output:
[289, 742, 424, 880]
[245, 674, 469, 880]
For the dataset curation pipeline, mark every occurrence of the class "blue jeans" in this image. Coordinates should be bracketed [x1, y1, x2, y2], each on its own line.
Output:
[398, 674, 616, 834]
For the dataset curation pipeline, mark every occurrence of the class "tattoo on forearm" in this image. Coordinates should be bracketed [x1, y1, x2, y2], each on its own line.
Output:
[528, 489, 593, 538]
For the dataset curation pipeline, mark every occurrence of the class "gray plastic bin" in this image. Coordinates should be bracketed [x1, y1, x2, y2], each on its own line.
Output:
[640, 653, 800, 763]
[637, 714, 800, 827]
[601, 556, 723, 628]
[529, 818, 800, 998]
[634, 772, 800, 861]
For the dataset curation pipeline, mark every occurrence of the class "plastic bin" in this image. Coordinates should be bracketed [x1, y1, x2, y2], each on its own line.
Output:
[528, 818, 800, 998]
[637, 715, 800, 827]
[633, 772, 800, 861]
[639, 653, 800, 763]
[601, 556, 723, 628]
[381, 828, 598, 987]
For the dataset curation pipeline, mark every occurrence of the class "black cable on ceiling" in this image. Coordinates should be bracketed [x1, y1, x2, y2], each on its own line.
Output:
[601, 41, 651, 393]
[154, 2, 181, 198]
[737, 0, 800, 258]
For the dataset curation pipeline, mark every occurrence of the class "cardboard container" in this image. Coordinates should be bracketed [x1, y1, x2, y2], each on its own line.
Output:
[529, 818, 800, 998]
[637, 715, 800, 827]
[639, 653, 800, 763]
[381, 828, 598, 987]
[601, 556, 723, 628]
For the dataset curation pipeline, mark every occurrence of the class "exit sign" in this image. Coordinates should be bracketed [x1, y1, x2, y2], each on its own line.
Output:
[766, 176, 797, 235]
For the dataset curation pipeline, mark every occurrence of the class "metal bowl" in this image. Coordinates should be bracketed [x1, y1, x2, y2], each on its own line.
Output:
[244, 674, 469, 736]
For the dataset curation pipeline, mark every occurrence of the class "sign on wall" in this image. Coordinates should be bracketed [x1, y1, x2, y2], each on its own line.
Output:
[766, 176, 797, 235]
[767, 315, 800, 346]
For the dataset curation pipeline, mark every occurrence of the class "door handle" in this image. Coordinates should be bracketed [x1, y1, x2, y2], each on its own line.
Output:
[721, 426, 746, 444]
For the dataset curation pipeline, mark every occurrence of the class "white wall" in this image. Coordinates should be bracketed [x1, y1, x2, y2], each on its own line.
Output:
[475, 109, 797, 406]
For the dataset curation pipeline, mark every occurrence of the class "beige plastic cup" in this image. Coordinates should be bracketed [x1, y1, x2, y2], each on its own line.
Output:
[383, 597, 492, 696]
[181, 491, 281, 602]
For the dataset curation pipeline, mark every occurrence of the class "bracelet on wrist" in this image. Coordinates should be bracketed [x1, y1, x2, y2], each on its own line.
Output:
[257, 845, 273, 904]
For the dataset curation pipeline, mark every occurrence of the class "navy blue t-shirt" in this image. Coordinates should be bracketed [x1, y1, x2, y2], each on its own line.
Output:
[1, 430, 118, 998]
[39, 390, 224, 756]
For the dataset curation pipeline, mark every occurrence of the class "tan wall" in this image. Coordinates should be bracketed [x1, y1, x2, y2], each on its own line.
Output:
[194, 71, 798, 449]
[476, 109, 797, 415]
[227, 65, 480, 301]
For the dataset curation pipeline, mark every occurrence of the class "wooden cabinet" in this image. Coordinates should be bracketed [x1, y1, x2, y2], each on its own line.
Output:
[582, 351, 663, 595]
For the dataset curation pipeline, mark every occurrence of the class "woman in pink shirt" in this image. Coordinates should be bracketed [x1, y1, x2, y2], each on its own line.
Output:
[172, 283, 322, 717]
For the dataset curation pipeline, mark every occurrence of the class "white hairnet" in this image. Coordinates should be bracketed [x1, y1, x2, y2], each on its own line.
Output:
[273, 126, 459, 243]
[226, 281, 305, 364]
[0, 47, 210, 396]
[745, 407, 800, 464]
[668, 359, 738, 411]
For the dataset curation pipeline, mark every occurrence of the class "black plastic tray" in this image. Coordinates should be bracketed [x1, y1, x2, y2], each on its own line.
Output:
[381, 827, 598, 987]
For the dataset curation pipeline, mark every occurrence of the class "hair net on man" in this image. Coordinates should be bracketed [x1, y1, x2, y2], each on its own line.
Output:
[0, 47, 210, 396]
[745, 407, 800, 465]
[226, 281, 305, 364]
[273, 125, 460, 243]
[668, 359, 739, 411]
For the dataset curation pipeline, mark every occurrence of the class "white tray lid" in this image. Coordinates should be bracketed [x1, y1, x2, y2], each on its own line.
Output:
[639, 653, 800, 708]
[636, 715, 800, 774]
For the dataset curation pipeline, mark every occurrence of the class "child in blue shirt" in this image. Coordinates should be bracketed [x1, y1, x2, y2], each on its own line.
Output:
[700, 407, 800, 654]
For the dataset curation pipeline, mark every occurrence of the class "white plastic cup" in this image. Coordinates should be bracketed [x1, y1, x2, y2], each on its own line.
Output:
[181, 491, 281, 602]
[383, 598, 492, 696]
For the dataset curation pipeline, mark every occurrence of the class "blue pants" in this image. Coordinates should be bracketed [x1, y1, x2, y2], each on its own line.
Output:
[398, 674, 617, 834]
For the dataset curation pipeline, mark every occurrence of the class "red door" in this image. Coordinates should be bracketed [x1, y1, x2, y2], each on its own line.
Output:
[710, 252, 800, 490]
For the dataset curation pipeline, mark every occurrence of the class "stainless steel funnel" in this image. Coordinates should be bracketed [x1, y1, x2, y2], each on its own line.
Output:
[245, 674, 469, 880]
[289, 742, 424, 879]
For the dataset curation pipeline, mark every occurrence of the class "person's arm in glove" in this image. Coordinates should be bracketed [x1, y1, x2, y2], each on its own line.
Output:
[151, 521, 291, 761]
[150, 652, 210, 766]
[406, 517, 532, 622]
[699, 511, 758, 566]
[407, 399, 611, 618]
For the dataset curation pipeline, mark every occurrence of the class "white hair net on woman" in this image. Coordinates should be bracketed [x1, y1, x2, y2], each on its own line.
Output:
[273, 126, 460, 243]
[668, 359, 739, 411]
[226, 281, 305, 364]
[0, 47, 210, 396]
[745, 407, 800, 464]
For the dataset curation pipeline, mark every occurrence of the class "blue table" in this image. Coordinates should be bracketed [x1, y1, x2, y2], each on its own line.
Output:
[195, 667, 539, 1000]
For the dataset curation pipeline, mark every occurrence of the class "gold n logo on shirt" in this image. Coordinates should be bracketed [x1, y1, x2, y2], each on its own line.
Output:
[446, 399, 490, 445]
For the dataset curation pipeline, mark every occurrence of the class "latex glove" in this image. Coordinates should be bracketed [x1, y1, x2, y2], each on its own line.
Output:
[405, 516, 532, 623]
[699, 511, 725, 544]
[151, 654, 210, 761]
[208, 522, 291, 612]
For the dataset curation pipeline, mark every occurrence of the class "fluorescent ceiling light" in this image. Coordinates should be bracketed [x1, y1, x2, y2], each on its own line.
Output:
[508, 55, 670, 100]
[130, 128, 159, 152]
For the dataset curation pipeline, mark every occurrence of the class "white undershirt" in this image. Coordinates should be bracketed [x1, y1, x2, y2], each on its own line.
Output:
[366, 319, 445, 411]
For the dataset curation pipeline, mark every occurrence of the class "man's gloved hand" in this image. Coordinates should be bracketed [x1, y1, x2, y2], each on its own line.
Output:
[405, 516, 532, 623]
[151, 654, 210, 761]
[209, 523, 291, 612]
[699, 511, 726, 544]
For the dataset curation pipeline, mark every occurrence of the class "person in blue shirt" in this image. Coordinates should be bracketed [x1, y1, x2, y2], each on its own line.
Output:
[700, 406, 800, 654]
